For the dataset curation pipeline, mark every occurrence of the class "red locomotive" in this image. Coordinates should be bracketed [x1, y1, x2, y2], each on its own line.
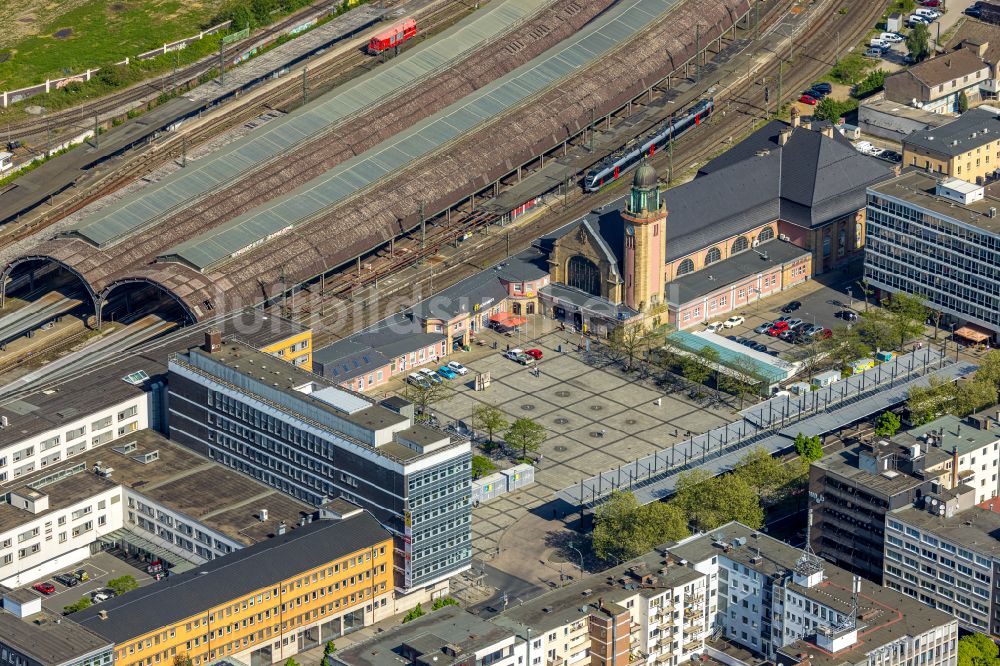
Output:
[368, 18, 416, 54]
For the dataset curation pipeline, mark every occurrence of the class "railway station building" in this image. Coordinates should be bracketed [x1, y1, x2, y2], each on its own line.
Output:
[534, 115, 894, 331]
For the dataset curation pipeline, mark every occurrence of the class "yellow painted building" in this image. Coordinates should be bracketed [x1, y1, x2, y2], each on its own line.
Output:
[77, 510, 392, 666]
[902, 108, 1000, 185]
[260, 327, 313, 371]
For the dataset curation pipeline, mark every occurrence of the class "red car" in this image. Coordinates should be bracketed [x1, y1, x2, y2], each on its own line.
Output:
[524, 349, 543, 360]
[799, 94, 818, 105]
[33, 582, 55, 595]
[818, 328, 833, 339]
[768, 321, 789, 336]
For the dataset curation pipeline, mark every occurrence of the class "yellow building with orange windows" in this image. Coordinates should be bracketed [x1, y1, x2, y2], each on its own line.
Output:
[75, 508, 392, 666]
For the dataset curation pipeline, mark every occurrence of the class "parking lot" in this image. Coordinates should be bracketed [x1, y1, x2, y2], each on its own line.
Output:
[21, 550, 154, 613]
[703, 268, 866, 361]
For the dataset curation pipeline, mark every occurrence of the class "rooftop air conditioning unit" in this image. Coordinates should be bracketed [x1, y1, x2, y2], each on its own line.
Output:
[779, 234, 790, 242]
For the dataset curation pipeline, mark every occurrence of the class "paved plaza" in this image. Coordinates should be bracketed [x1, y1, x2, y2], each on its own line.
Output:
[423, 320, 737, 587]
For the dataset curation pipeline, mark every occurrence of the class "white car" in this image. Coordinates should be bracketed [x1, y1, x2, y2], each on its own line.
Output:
[705, 322, 723, 333]
[418, 368, 443, 384]
[723, 315, 745, 329]
[879, 32, 904, 43]
[447, 361, 469, 376]
[406, 373, 430, 388]
[504, 348, 523, 360]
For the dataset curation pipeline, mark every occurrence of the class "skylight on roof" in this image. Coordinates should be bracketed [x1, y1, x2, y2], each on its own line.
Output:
[122, 370, 150, 385]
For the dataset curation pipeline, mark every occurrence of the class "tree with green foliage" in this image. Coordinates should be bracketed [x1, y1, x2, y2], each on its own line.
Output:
[719, 356, 762, 409]
[473, 404, 509, 447]
[592, 491, 690, 561]
[856, 309, 897, 353]
[854, 69, 887, 98]
[432, 597, 460, 610]
[681, 348, 712, 386]
[173, 656, 194, 666]
[956, 378, 999, 417]
[794, 433, 823, 462]
[402, 603, 425, 623]
[875, 411, 902, 437]
[958, 91, 970, 114]
[504, 418, 546, 459]
[107, 575, 139, 597]
[322, 641, 337, 666]
[885, 292, 928, 350]
[820, 327, 872, 374]
[976, 350, 1000, 391]
[907, 23, 931, 62]
[733, 446, 796, 502]
[284, 658, 300, 666]
[471, 455, 496, 479]
[63, 596, 92, 615]
[672, 469, 764, 531]
[830, 53, 870, 85]
[957, 633, 998, 666]
[813, 97, 858, 123]
[906, 376, 957, 425]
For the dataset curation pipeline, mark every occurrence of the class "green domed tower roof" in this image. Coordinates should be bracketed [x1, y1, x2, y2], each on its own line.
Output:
[627, 161, 661, 215]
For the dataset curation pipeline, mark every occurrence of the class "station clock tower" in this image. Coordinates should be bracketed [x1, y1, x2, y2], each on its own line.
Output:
[622, 161, 667, 312]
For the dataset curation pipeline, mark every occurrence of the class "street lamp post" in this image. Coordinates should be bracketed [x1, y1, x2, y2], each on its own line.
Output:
[569, 544, 585, 576]
[846, 286, 853, 309]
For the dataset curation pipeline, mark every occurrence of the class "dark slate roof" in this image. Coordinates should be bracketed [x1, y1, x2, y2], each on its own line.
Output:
[411, 269, 509, 320]
[496, 247, 549, 282]
[667, 238, 811, 304]
[75, 512, 390, 643]
[540, 283, 638, 319]
[313, 317, 445, 382]
[902, 107, 1000, 157]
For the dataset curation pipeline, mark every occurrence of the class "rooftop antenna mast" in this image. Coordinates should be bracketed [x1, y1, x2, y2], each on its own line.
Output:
[795, 507, 822, 574]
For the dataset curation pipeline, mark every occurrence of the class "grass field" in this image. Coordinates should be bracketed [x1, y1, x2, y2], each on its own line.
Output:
[0, 0, 226, 90]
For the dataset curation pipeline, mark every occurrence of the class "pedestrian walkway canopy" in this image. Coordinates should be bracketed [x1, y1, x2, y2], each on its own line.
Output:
[98, 528, 199, 574]
[955, 324, 992, 343]
[667, 330, 796, 385]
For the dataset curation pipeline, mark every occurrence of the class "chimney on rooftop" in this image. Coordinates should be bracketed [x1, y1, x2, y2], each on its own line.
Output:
[204, 330, 222, 354]
[790, 107, 801, 128]
[821, 124, 834, 139]
[952, 447, 959, 487]
[98, 610, 108, 621]
[779, 127, 793, 146]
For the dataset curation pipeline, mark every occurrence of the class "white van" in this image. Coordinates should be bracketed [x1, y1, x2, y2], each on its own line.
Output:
[879, 32, 903, 43]
[869, 38, 888, 49]
[914, 8, 940, 19]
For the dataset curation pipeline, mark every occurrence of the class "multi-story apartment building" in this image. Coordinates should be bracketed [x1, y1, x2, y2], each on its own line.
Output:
[810, 413, 1000, 581]
[866, 171, 1000, 341]
[884, 490, 1000, 635]
[494, 547, 710, 666]
[74, 509, 393, 666]
[884, 47, 990, 114]
[335, 605, 527, 666]
[167, 338, 472, 595]
[902, 109, 1000, 183]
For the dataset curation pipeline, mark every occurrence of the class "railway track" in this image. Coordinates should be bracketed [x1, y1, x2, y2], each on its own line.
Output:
[287, 0, 890, 347]
[1, 0, 381, 143]
[0, 0, 475, 252]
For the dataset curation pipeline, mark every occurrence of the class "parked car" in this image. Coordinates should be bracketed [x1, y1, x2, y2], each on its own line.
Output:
[915, 8, 941, 18]
[436, 366, 457, 380]
[805, 87, 828, 100]
[799, 94, 818, 105]
[504, 348, 523, 361]
[817, 328, 833, 339]
[723, 315, 745, 328]
[418, 368, 443, 384]
[805, 324, 825, 336]
[768, 321, 790, 336]
[54, 573, 78, 587]
[705, 321, 724, 332]
[91, 589, 115, 603]
[835, 310, 858, 321]
[74, 569, 90, 582]
[863, 47, 885, 59]
[778, 330, 797, 342]
[753, 323, 771, 334]
[514, 352, 534, 366]
[781, 301, 802, 313]
[785, 318, 804, 330]
[879, 32, 904, 43]
[524, 349, 543, 360]
[920, 0, 941, 6]
[406, 373, 430, 389]
[33, 582, 55, 595]
[810, 82, 832, 95]
[751, 342, 768, 352]
[447, 361, 469, 375]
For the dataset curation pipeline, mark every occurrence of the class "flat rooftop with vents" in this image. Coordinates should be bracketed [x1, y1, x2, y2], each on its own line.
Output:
[869, 170, 1000, 235]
